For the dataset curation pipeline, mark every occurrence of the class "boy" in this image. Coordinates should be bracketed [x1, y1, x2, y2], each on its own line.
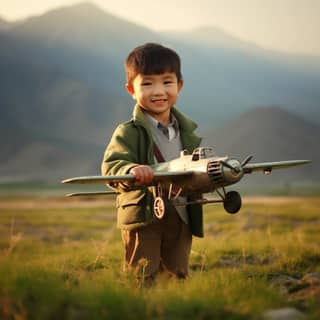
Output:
[101, 43, 203, 280]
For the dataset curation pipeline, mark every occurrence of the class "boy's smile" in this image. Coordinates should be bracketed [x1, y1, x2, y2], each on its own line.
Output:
[126, 72, 183, 125]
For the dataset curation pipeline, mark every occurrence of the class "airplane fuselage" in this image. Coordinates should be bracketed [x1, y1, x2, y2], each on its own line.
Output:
[153, 150, 244, 195]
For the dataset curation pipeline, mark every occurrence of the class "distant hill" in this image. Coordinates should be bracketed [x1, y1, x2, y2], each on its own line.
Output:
[203, 107, 318, 184]
[163, 26, 261, 53]
[0, 17, 10, 29]
[9, 2, 160, 56]
[0, 2, 319, 183]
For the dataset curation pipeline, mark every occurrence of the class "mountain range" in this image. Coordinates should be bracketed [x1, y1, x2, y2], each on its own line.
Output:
[0, 2, 318, 184]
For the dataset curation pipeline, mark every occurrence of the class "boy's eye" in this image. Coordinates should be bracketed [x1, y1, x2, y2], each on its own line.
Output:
[164, 79, 175, 85]
[142, 82, 152, 86]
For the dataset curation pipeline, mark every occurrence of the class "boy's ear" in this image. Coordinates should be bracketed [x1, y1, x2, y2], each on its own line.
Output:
[126, 84, 134, 96]
[178, 80, 184, 92]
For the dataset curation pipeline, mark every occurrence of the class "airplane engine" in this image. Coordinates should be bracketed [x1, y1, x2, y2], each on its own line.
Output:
[207, 159, 244, 187]
[207, 160, 224, 184]
[221, 159, 244, 183]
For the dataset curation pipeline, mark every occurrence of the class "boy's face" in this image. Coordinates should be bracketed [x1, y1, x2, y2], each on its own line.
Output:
[126, 72, 183, 124]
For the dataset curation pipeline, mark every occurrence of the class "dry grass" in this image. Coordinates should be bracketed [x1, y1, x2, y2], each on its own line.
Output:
[0, 194, 319, 319]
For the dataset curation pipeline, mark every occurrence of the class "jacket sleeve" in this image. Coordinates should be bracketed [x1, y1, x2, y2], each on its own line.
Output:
[101, 122, 142, 191]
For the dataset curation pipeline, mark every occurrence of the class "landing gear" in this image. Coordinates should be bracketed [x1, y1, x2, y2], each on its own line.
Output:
[153, 183, 182, 219]
[154, 197, 166, 219]
[152, 184, 242, 218]
[223, 191, 242, 214]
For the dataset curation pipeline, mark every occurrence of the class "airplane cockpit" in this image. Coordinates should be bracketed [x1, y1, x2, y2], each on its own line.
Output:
[191, 147, 216, 161]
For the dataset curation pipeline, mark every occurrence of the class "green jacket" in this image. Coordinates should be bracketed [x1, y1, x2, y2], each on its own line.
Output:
[101, 105, 204, 237]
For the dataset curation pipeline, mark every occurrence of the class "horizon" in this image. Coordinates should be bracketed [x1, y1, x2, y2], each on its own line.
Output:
[0, 0, 320, 57]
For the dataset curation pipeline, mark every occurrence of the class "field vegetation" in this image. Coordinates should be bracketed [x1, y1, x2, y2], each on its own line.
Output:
[0, 194, 319, 319]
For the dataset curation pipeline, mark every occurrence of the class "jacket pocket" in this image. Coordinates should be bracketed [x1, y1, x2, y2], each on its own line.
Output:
[116, 189, 147, 225]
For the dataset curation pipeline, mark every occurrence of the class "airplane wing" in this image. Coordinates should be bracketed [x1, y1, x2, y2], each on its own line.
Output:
[243, 160, 310, 174]
[65, 191, 118, 197]
[62, 171, 194, 185]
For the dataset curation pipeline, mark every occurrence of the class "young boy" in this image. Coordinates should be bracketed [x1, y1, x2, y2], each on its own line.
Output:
[101, 43, 203, 280]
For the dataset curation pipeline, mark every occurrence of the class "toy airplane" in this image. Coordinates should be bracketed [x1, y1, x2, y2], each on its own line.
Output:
[62, 147, 310, 218]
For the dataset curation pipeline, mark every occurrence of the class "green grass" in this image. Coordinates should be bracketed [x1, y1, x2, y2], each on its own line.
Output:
[0, 195, 320, 319]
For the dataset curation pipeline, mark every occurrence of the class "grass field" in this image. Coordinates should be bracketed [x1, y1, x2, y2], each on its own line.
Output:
[0, 194, 319, 319]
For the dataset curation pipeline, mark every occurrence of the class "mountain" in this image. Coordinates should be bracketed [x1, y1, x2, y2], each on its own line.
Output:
[0, 17, 10, 30]
[0, 2, 319, 183]
[9, 2, 160, 55]
[202, 107, 318, 184]
[163, 26, 261, 53]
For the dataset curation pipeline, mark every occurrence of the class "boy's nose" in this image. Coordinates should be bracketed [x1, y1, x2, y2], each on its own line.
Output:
[152, 83, 165, 95]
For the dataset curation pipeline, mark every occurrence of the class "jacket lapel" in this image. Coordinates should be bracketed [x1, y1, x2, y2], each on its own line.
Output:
[172, 108, 202, 152]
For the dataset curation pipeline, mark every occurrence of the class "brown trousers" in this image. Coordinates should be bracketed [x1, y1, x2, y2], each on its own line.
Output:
[121, 209, 192, 279]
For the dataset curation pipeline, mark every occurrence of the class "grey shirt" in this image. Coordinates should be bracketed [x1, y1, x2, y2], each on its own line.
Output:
[144, 112, 189, 224]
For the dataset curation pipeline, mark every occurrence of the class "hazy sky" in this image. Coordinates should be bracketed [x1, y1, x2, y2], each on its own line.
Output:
[1, 0, 319, 56]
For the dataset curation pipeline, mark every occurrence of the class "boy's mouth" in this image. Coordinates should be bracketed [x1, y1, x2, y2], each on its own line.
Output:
[151, 98, 167, 103]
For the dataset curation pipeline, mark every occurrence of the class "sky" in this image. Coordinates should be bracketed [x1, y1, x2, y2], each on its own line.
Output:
[0, 0, 320, 56]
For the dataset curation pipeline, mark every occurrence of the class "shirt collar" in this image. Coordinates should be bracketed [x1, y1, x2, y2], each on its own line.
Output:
[144, 112, 179, 140]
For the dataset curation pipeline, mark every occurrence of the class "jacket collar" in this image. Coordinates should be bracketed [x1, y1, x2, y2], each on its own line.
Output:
[132, 104, 202, 153]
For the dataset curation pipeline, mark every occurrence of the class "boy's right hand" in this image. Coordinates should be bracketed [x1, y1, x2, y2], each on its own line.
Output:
[129, 165, 154, 185]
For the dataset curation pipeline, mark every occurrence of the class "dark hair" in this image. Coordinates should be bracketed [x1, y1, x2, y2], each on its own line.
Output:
[125, 43, 182, 86]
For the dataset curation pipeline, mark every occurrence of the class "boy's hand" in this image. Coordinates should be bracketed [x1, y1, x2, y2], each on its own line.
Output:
[129, 165, 154, 185]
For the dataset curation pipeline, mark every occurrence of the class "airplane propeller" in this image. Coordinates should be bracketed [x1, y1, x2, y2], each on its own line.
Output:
[220, 155, 253, 174]
[241, 155, 253, 167]
[220, 159, 239, 172]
